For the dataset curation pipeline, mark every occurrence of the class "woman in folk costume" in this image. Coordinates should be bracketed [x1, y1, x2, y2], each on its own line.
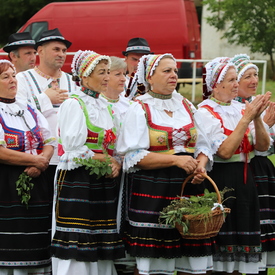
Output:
[116, 53, 216, 275]
[100, 56, 132, 134]
[231, 54, 275, 273]
[51, 50, 125, 275]
[0, 60, 55, 274]
[197, 58, 271, 274]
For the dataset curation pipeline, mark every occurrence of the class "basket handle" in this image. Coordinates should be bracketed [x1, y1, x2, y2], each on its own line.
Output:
[180, 173, 221, 204]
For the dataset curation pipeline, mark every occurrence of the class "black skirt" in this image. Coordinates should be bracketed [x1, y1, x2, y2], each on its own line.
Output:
[0, 164, 52, 268]
[120, 162, 217, 259]
[250, 156, 275, 252]
[51, 166, 125, 262]
[206, 162, 262, 263]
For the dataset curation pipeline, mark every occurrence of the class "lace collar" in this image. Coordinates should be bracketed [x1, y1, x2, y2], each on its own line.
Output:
[137, 90, 185, 112]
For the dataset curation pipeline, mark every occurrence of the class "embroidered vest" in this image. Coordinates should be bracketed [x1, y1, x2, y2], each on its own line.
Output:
[137, 99, 197, 154]
[0, 105, 43, 153]
[58, 95, 116, 156]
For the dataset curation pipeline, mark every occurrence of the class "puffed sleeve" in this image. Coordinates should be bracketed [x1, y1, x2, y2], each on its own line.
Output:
[196, 107, 227, 155]
[116, 101, 150, 173]
[193, 110, 213, 171]
[57, 98, 94, 171]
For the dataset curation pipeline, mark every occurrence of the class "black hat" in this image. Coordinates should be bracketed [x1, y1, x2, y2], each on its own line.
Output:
[35, 28, 72, 50]
[3, 32, 35, 53]
[122, 37, 153, 56]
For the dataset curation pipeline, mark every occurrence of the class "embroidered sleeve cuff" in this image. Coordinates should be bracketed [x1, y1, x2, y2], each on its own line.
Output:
[57, 146, 95, 171]
[43, 137, 57, 147]
[211, 135, 227, 155]
[123, 149, 150, 173]
[194, 147, 213, 171]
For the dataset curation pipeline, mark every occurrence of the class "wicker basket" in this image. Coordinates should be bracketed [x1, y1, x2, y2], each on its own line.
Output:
[175, 173, 231, 239]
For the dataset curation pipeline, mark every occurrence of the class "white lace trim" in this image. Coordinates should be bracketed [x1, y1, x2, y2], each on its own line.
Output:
[210, 136, 227, 156]
[139, 91, 184, 112]
[57, 147, 95, 171]
[194, 147, 214, 172]
[199, 99, 242, 117]
[205, 61, 236, 92]
[71, 50, 111, 78]
[123, 149, 150, 173]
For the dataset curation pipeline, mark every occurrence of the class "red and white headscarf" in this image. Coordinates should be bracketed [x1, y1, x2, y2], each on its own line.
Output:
[136, 53, 176, 91]
[203, 57, 236, 99]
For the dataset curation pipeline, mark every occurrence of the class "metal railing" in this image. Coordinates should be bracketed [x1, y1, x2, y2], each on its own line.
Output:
[0, 52, 267, 103]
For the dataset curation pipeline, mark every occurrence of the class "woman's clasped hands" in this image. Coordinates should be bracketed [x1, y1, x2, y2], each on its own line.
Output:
[174, 155, 206, 184]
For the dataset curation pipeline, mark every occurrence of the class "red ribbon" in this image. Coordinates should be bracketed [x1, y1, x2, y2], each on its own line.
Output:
[103, 129, 116, 150]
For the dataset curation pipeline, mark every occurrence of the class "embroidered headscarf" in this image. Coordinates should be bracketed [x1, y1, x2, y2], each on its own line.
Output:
[71, 50, 111, 81]
[136, 53, 176, 91]
[230, 54, 258, 82]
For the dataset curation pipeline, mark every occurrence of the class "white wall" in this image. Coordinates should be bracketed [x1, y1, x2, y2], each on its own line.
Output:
[201, 4, 268, 60]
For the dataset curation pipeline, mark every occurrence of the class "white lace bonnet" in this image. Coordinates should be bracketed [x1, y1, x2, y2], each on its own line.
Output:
[136, 53, 176, 90]
[203, 57, 236, 99]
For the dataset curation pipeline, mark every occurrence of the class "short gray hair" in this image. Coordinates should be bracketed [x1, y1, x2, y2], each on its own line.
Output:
[110, 56, 126, 72]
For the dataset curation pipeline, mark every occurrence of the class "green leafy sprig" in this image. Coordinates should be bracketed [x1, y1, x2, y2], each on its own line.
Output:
[73, 155, 112, 179]
[159, 187, 234, 233]
[15, 172, 34, 208]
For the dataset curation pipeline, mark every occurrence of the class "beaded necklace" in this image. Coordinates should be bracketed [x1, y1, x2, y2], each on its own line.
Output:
[210, 97, 231, 106]
[0, 97, 15, 104]
[81, 87, 100, 98]
[148, 90, 172, 100]
[34, 66, 61, 89]
[101, 93, 119, 103]
[34, 66, 62, 81]
[234, 96, 252, 103]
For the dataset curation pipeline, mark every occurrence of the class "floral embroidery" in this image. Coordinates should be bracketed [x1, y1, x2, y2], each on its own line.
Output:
[157, 135, 166, 144]
[5, 134, 18, 148]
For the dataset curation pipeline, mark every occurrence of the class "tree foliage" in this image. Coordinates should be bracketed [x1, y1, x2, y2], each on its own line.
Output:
[0, 0, 97, 47]
[203, 0, 275, 77]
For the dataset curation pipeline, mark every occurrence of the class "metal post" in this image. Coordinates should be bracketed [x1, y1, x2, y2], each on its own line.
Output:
[192, 61, 197, 102]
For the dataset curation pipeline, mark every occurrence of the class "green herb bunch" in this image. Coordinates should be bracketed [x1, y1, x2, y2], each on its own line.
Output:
[73, 155, 112, 179]
[16, 171, 34, 208]
[159, 187, 234, 231]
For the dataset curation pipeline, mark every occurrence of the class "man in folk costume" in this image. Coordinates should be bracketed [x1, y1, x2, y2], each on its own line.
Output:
[16, 28, 77, 185]
[3, 32, 37, 73]
[122, 37, 153, 99]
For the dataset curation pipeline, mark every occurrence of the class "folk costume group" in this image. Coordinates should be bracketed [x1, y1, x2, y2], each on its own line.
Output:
[0, 28, 275, 275]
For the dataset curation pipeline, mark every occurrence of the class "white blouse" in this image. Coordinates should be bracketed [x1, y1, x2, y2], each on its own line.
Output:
[57, 89, 116, 171]
[197, 99, 270, 162]
[0, 98, 56, 155]
[116, 91, 213, 173]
